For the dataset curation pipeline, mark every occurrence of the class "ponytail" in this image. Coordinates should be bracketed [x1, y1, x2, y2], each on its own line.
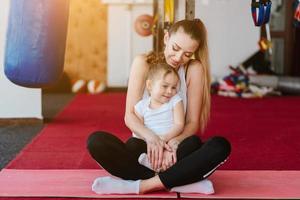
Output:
[170, 19, 211, 133]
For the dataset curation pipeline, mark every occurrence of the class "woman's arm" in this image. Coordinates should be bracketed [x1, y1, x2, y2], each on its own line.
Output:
[168, 60, 204, 148]
[160, 101, 184, 142]
[125, 55, 154, 139]
[124, 54, 166, 171]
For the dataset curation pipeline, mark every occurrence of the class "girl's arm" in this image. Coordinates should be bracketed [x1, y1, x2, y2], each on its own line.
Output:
[168, 60, 204, 149]
[160, 101, 184, 142]
[160, 100, 184, 170]
[125, 54, 165, 171]
[134, 107, 144, 125]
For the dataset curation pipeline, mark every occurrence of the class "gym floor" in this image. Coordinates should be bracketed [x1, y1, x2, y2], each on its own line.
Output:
[0, 93, 74, 170]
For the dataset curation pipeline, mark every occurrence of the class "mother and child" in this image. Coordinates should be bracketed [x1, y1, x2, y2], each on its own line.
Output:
[87, 18, 231, 195]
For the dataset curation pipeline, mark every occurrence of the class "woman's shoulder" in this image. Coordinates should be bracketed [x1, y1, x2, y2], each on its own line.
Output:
[186, 59, 204, 76]
[133, 54, 148, 64]
[128, 54, 151, 88]
[187, 59, 202, 69]
[186, 59, 203, 74]
[131, 54, 150, 71]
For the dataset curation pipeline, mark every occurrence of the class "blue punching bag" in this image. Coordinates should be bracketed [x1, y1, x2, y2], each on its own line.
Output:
[4, 0, 70, 88]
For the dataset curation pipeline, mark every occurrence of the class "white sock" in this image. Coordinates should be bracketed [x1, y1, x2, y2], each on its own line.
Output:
[92, 176, 140, 194]
[138, 153, 153, 170]
[170, 179, 214, 194]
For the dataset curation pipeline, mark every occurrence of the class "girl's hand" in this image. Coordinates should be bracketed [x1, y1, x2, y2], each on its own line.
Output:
[167, 138, 180, 164]
[161, 150, 177, 171]
[146, 134, 165, 172]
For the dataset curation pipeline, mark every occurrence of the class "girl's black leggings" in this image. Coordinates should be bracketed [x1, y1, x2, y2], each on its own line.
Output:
[87, 131, 231, 189]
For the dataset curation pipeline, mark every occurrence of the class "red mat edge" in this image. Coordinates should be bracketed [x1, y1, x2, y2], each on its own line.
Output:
[1, 169, 300, 199]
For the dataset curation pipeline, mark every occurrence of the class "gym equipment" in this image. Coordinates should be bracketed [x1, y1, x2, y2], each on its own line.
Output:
[185, 0, 195, 20]
[153, 0, 165, 54]
[87, 80, 106, 94]
[251, 0, 272, 26]
[152, 0, 192, 54]
[252, 0, 273, 68]
[249, 75, 300, 94]
[259, 23, 273, 56]
[258, 37, 272, 52]
[242, 51, 274, 74]
[4, 0, 70, 88]
[134, 14, 153, 37]
[71, 80, 87, 94]
[164, 0, 175, 30]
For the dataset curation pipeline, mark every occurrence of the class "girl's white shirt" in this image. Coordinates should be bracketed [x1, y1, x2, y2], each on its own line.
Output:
[134, 94, 182, 138]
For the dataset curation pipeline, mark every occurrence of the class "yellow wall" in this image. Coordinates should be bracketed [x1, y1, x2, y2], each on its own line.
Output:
[64, 0, 107, 82]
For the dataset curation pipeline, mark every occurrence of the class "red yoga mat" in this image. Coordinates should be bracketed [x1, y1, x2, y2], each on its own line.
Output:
[0, 169, 177, 198]
[0, 169, 300, 199]
[182, 170, 300, 199]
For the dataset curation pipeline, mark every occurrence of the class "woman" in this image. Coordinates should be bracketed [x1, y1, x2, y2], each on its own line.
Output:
[87, 19, 231, 194]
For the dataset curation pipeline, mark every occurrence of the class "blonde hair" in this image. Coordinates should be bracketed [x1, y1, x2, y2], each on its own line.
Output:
[147, 19, 211, 133]
[147, 62, 179, 82]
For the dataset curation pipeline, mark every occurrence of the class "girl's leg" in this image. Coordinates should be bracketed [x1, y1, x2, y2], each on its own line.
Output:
[87, 131, 155, 180]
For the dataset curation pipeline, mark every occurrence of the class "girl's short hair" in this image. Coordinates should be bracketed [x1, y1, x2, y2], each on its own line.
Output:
[147, 62, 179, 82]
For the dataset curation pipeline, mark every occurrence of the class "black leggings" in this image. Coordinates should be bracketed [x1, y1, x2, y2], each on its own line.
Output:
[87, 131, 231, 189]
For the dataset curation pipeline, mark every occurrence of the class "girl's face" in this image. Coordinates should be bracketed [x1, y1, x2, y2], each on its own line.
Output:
[148, 73, 179, 105]
[164, 29, 199, 69]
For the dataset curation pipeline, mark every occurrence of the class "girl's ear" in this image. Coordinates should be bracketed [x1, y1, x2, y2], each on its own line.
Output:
[164, 32, 170, 45]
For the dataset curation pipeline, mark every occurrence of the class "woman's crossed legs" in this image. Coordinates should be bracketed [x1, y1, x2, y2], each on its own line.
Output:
[87, 131, 231, 193]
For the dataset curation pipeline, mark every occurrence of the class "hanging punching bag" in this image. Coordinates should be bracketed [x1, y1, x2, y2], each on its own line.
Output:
[4, 0, 70, 88]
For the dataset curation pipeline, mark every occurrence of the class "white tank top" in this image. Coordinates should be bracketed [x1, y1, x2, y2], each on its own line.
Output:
[143, 65, 187, 113]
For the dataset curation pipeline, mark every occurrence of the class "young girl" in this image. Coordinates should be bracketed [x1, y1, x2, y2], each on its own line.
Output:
[134, 63, 184, 171]
[87, 19, 231, 194]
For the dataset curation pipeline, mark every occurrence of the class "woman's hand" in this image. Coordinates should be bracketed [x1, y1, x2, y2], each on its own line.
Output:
[146, 134, 166, 172]
[168, 138, 180, 152]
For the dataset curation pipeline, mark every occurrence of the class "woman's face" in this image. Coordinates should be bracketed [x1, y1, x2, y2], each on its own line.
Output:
[164, 29, 199, 69]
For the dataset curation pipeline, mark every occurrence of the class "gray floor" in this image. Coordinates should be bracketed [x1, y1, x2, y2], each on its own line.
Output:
[0, 93, 74, 170]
